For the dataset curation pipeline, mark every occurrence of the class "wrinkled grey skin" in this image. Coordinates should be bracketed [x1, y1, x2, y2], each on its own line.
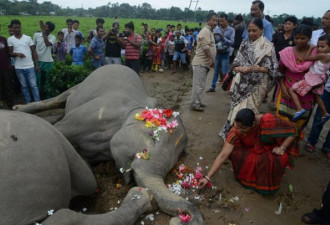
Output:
[42, 187, 153, 225]
[0, 110, 96, 225]
[15, 65, 203, 225]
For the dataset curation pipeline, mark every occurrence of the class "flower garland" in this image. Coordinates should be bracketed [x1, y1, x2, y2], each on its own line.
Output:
[135, 107, 180, 141]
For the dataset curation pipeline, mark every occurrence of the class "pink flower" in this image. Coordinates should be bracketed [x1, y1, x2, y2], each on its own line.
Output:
[179, 213, 191, 223]
[181, 182, 190, 189]
[206, 181, 212, 189]
[170, 120, 178, 128]
[195, 171, 203, 181]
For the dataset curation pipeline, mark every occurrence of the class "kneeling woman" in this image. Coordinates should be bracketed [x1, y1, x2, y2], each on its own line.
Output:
[199, 108, 299, 194]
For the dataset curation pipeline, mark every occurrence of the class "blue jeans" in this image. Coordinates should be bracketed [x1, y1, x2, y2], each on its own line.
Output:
[173, 51, 186, 64]
[15, 67, 40, 103]
[92, 56, 104, 69]
[307, 89, 330, 153]
[211, 53, 229, 90]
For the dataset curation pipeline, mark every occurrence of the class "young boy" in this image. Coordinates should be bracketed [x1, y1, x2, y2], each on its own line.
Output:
[69, 34, 87, 66]
[53, 31, 67, 61]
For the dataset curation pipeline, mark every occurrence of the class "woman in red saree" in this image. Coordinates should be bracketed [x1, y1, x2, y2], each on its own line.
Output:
[199, 108, 298, 194]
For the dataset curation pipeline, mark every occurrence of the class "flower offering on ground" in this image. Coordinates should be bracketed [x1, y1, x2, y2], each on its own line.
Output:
[167, 164, 212, 196]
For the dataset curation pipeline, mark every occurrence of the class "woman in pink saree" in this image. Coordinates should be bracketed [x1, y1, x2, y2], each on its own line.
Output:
[276, 25, 316, 131]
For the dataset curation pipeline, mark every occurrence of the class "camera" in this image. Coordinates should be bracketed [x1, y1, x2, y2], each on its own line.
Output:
[119, 31, 128, 38]
[111, 28, 117, 33]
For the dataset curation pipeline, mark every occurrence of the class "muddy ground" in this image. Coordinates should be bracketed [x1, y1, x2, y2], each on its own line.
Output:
[40, 67, 330, 225]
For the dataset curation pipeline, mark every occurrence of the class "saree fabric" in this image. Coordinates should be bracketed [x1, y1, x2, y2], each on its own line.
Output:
[219, 36, 281, 139]
[226, 113, 298, 194]
[276, 47, 316, 129]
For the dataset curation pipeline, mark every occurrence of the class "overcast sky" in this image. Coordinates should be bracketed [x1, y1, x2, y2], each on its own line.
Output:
[38, 0, 328, 18]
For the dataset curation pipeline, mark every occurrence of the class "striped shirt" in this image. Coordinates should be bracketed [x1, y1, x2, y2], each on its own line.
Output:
[124, 33, 141, 60]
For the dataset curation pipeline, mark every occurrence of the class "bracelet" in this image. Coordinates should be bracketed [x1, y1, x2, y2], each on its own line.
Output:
[279, 145, 287, 151]
[203, 175, 212, 183]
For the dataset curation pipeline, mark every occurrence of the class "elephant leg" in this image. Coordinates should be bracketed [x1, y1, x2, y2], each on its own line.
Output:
[60, 138, 97, 197]
[42, 187, 153, 225]
[13, 85, 78, 113]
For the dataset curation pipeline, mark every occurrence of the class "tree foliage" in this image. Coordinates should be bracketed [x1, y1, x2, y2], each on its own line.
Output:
[0, 1, 322, 25]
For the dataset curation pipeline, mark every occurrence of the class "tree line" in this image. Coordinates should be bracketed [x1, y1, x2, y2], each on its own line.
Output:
[0, 0, 322, 26]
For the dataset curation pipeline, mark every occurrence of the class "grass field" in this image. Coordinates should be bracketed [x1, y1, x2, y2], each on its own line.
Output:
[0, 16, 200, 38]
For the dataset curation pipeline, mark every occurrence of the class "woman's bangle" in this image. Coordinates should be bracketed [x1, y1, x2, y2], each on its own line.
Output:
[279, 145, 287, 151]
[203, 175, 212, 183]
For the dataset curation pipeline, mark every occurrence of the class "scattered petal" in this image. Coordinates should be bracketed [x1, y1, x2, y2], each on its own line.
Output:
[145, 214, 154, 221]
[47, 209, 54, 216]
[289, 184, 294, 193]
[275, 202, 282, 215]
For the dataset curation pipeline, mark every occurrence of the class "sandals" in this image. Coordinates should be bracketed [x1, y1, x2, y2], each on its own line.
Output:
[325, 152, 330, 159]
[292, 109, 307, 122]
[301, 211, 320, 224]
[305, 143, 315, 153]
[321, 114, 330, 125]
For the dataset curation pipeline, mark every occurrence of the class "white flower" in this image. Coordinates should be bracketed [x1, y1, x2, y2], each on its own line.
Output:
[172, 111, 180, 117]
[145, 214, 154, 221]
[47, 209, 54, 216]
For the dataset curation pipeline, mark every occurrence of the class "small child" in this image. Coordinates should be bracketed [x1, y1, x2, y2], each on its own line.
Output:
[184, 28, 194, 67]
[69, 34, 87, 66]
[290, 35, 330, 124]
[151, 31, 161, 72]
[53, 31, 67, 61]
[167, 36, 175, 70]
[161, 32, 168, 68]
[143, 43, 153, 72]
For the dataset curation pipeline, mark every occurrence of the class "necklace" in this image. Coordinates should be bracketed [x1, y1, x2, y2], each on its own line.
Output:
[296, 57, 304, 64]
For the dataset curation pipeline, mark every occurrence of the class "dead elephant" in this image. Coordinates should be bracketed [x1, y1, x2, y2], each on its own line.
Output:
[0, 110, 152, 225]
[15, 65, 203, 225]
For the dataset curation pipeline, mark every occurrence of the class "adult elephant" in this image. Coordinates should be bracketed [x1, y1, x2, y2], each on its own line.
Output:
[15, 65, 203, 225]
[0, 110, 152, 225]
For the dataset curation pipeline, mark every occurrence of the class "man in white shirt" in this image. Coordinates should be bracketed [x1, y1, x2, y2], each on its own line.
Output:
[62, 18, 77, 53]
[311, 10, 330, 45]
[8, 19, 40, 103]
[33, 21, 56, 99]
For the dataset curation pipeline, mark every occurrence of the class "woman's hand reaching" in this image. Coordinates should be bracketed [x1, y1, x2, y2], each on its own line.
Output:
[198, 177, 209, 189]
[272, 146, 285, 155]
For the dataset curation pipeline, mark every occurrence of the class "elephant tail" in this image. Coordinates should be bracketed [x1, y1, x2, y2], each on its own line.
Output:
[13, 85, 78, 113]
[133, 167, 203, 225]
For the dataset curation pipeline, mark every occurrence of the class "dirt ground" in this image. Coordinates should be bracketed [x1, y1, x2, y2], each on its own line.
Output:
[40, 67, 330, 225]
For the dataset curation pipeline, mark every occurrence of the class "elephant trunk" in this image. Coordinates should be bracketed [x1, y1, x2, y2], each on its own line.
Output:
[42, 187, 153, 225]
[133, 167, 203, 225]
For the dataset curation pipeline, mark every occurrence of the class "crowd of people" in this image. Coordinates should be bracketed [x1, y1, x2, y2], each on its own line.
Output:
[0, 1, 329, 224]
[190, 3, 330, 224]
[0, 16, 204, 105]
